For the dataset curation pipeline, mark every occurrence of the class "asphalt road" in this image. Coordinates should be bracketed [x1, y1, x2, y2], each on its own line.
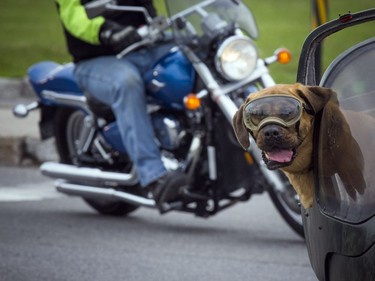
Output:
[0, 165, 318, 281]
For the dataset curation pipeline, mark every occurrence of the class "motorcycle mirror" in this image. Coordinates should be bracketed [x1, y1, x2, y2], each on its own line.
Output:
[85, 0, 115, 19]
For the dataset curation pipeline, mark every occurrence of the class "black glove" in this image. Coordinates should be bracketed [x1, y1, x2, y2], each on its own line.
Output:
[99, 21, 142, 53]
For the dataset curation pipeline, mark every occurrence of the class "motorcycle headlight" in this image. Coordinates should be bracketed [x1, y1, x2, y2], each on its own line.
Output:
[215, 36, 258, 81]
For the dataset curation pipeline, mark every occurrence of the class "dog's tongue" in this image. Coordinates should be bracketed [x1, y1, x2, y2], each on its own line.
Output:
[266, 150, 293, 163]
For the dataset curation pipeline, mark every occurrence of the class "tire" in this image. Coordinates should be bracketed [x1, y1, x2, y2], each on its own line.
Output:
[267, 172, 304, 238]
[54, 108, 140, 216]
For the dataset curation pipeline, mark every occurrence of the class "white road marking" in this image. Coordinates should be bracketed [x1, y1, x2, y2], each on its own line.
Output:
[0, 181, 63, 202]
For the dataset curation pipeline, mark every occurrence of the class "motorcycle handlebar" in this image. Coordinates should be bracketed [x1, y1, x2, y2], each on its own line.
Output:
[85, 1, 170, 58]
[85, 0, 113, 19]
[85, 1, 153, 24]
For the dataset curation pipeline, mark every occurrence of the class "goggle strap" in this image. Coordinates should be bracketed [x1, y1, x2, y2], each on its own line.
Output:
[295, 120, 301, 135]
[303, 104, 315, 115]
[248, 128, 255, 140]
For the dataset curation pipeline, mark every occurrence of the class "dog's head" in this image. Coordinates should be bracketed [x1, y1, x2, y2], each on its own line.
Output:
[233, 83, 335, 173]
[233, 83, 367, 208]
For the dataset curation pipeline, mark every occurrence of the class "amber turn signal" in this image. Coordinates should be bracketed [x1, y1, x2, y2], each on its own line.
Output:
[275, 48, 292, 64]
[184, 94, 201, 110]
[244, 152, 254, 165]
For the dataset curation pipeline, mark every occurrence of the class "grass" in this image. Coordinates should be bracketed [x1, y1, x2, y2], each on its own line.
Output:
[0, 0, 69, 77]
[0, 0, 374, 84]
[249, 0, 375, 83]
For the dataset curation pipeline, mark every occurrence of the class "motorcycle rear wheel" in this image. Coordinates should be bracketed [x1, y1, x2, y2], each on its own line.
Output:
[54, 108, 140, 216]
[267, 172, 304, 238]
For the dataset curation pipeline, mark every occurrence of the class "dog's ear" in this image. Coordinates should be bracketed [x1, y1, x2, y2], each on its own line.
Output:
[232, 103, 250, 150]
[295, 84, 366, 199]
[295, 84, 338, 114]
[320, 97, 366, 200]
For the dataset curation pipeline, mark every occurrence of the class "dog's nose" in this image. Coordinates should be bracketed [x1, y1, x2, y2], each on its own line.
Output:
[262, 125, 281, 139]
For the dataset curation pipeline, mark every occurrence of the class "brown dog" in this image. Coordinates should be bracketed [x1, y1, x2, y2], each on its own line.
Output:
[232, 83, 368, 208]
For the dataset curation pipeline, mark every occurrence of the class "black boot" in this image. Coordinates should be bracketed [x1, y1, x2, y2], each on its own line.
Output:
[149, 170, 188, 213]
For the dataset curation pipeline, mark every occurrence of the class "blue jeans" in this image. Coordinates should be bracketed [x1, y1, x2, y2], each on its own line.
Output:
[74, 44, 173, 187]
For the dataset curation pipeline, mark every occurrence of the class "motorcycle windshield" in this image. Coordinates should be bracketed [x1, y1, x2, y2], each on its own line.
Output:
[317, 37, 375, 223]
[164, 0, 258, 43]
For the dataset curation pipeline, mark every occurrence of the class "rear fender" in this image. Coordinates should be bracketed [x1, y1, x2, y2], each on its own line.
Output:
[28, 61, 82, 104]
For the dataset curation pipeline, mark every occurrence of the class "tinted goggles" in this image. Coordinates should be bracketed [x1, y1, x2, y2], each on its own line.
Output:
[243, 95, 305, 131]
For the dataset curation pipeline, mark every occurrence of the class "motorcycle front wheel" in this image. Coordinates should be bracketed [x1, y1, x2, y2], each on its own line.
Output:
[267, 172, 304, 238]
[54, 108, 141, 216]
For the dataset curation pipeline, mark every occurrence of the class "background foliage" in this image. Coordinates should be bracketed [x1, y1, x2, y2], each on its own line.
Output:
[0, 0, 374, 83]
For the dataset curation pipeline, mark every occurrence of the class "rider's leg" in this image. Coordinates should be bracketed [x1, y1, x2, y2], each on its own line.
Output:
[74, 56, 167, 187]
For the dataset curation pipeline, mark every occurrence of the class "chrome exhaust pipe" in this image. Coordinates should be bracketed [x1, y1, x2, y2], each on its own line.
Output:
[55, 180, 155, 208]
[40, 162, 139, 186]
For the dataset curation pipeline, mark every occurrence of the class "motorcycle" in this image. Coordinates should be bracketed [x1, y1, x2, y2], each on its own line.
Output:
[13, 0, 303, 237]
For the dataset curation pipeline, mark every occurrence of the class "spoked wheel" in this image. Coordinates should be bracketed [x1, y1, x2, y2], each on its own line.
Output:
[54, 108, 141, 216]
[267, 172, 304, 238]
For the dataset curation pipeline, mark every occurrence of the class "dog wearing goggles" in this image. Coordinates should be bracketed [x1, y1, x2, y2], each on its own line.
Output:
[233, 83, 367, 208]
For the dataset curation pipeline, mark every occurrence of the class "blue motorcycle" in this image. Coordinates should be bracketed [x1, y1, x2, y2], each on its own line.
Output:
[14, 0, 303, 237]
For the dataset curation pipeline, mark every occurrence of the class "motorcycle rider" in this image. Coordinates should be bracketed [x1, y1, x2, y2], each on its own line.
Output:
[55, 0, 185, 212]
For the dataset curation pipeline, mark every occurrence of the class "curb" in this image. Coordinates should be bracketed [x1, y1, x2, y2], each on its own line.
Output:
[0, 77, 35, 104]
[0, 136, 58, 166]
[0, 78, 58, 166]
